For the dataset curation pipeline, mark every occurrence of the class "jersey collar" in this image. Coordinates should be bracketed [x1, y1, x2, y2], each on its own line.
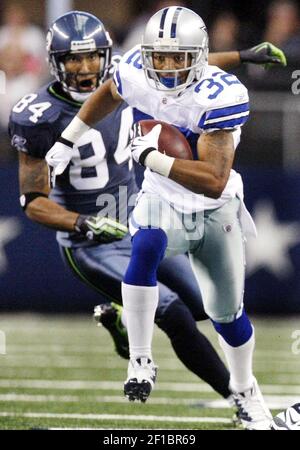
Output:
[48, 82, 82, 108]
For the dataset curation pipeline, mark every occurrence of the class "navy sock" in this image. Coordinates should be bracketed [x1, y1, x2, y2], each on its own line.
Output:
[212, 309, 253, 347]
[124, 228, 167, 286]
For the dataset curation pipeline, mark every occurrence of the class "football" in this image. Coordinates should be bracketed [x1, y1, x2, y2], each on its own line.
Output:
[139, 119, 193, 160]
[270, 403, 300, 430]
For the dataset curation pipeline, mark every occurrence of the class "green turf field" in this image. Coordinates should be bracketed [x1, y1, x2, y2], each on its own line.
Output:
[0, 314, 299, 430]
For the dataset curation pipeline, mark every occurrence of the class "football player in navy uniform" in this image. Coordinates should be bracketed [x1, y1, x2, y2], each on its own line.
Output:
[10, 11, 286, 419]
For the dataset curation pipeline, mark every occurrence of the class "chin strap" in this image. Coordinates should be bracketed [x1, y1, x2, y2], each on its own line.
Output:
[159, 76, 180, 88]
[62, 86, 94, 103]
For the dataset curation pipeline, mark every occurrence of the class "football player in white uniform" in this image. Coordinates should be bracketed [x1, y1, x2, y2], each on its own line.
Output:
[46, 7, 287, 430]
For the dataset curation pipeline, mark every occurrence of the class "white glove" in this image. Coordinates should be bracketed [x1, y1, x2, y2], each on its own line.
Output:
[46, 138, 73, 187]
[131, 123, 161, 166]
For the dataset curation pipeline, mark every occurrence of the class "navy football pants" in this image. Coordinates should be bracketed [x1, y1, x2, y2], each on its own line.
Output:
[59, 234, 207, 322]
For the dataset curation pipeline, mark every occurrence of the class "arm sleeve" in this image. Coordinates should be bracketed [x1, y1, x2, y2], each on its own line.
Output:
[9, 119, 56, 159]
[198, 101, 250, 132]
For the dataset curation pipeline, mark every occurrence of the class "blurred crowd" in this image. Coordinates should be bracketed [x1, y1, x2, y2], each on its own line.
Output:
[0, 0, 299, 162]
[0, 3, 47, 162]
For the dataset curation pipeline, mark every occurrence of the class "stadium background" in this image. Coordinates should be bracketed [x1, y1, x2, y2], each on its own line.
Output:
[1, 0, 299, 314]
[0, 0, 300, 432]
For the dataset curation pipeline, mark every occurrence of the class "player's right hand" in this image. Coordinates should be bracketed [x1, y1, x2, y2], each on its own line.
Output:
[131, 123, 161, 166]
[45, 138, 74, 187]
[75, 215, 128, 243]
[239, 42, 287, 69]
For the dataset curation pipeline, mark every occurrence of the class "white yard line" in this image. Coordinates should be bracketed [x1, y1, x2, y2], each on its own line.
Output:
[0, 379, 213, 391]
[0, 411, 232, 424]
[47, 428, 172, 430]
[0, 393, 297, 409]
[5, 345, 174, 356]
[6, 345, 109, 354]
[0, 356, 184, 370]
[1, 362, 300, 373]
[4, 345, 299, 359]
[0, 379, 300, 395]
[1, 355, 300, 371]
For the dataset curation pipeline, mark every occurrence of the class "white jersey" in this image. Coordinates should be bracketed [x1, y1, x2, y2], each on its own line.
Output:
[114, 45, 250, 214]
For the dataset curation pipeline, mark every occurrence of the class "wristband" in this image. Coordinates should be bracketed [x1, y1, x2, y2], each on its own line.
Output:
[144, 151, 175, 177]
[61, 116, 90, 143]
[57, 136, 74, 148]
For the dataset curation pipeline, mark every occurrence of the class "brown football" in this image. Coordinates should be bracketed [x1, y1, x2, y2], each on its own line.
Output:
[139, 119, 193, 160]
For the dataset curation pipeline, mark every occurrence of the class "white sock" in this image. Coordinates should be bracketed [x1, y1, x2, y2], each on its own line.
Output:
[121, 309, 127, 329]
[218, 327, 255, 393]
[121, 282, 159, 361]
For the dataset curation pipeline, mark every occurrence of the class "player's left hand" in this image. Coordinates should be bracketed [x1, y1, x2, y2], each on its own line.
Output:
[239, 42, 287, 69]
[75, 215, 128, 243]
[131, 123, 161, 165]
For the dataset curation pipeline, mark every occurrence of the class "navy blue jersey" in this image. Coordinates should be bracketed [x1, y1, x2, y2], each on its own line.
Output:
[9, 82, 137, 247]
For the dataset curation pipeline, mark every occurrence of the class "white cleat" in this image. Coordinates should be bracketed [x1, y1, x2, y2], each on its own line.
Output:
[231, 377, 273, 430]
[124, 357, 158, 403]
[226, 394, 243, 427]
[270, 403, 300, 430]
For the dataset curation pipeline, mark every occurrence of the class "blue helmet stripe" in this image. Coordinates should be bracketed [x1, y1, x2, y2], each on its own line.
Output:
[159, 8, 169, 37]
[170, 7, 183, 38]
[113, 69, 123, 96]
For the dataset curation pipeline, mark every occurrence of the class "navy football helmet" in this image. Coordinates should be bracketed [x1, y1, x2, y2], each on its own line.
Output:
[47, 11, 112, 100]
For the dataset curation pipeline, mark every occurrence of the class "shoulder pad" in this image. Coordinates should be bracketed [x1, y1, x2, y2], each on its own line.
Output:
[194, 66, 249, 132]
[193, 66, 248, 107]
[10, 84, 61, 127]
[108, 53, 122, 77]
[120, 45, 141, 65]
[9, 116, 54, 159]
[113, 45, 143, 98]
[119, 45, 142, 76]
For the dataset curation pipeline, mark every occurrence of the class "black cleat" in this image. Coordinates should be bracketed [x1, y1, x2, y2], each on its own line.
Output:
[124, 380, 152, 403]
[94, 303, 129, 359]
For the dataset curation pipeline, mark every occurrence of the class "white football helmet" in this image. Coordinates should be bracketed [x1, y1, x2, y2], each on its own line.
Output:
[270, 403, 300, 430]
[141, 6, 208, 93]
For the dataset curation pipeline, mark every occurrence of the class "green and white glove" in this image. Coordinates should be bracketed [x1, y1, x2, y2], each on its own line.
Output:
[75, 215, 128, 243]
[239, 42, 287, 69]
